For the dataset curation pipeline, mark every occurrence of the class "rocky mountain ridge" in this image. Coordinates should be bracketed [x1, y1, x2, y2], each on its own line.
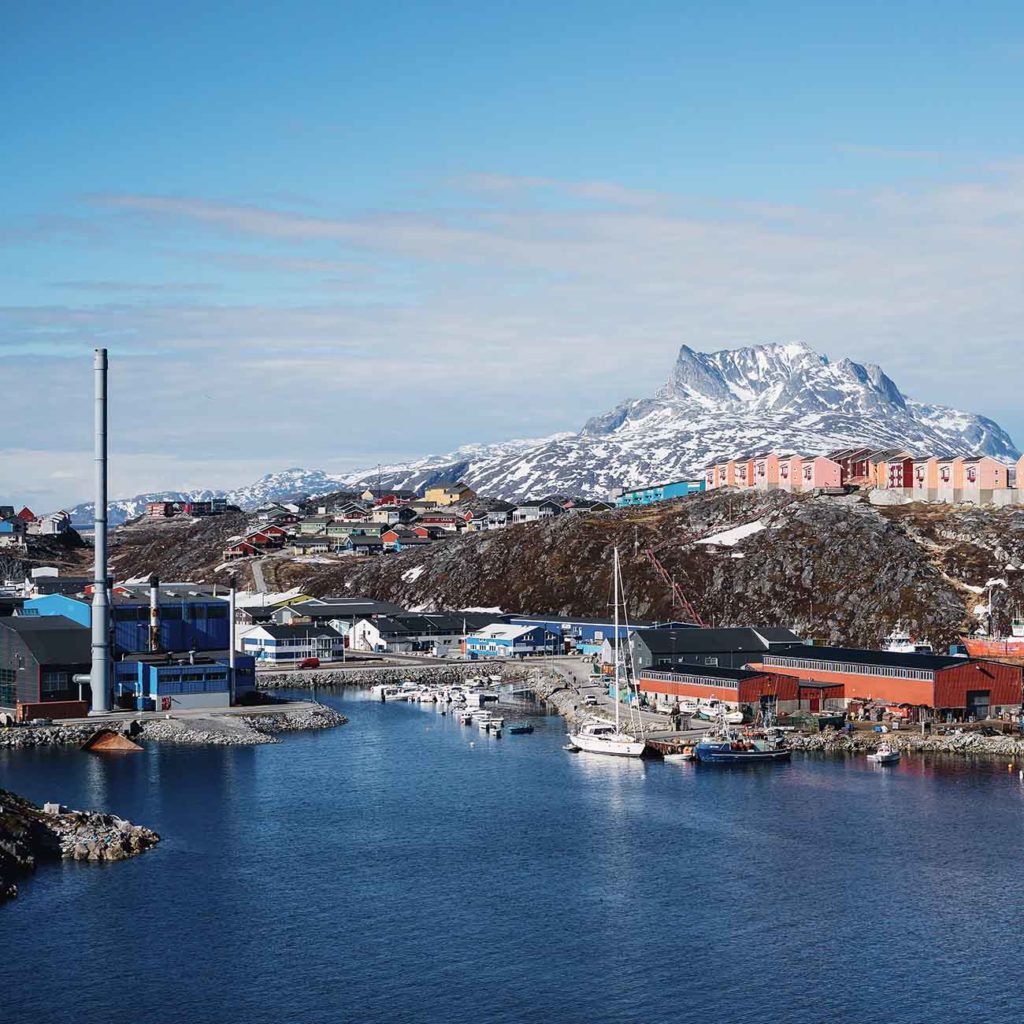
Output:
[64, 342, 1018, 520]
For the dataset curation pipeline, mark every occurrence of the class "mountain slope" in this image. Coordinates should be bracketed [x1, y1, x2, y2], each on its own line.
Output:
[64, 341, 1019, 519]
[347, 342, 1018, 499]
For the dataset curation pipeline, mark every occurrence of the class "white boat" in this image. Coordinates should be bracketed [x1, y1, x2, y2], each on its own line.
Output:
[868, 742, 901, 765]
[663, 749, 695, 764]
[570, 719, 647, 757]
[696, 700, 744, 725]
[882, 622, 933, 655]
[567, 547, 645, 759]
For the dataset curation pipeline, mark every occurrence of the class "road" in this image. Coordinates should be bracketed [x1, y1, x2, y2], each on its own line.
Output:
[251, 558, 268, 593]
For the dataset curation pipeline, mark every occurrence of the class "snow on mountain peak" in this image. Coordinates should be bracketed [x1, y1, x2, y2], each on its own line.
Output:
[66, 342, 1020, 519]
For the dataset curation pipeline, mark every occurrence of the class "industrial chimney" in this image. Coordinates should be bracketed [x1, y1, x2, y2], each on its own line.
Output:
[228, 573, 237, 705]
[149, 573, 161, 653]
[89, 348, 111, 715]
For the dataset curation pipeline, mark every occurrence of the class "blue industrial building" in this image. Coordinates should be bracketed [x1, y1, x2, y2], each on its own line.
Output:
[22, 593, 231, 655]
[507, 615, 695, 656]
[113, 651, 256, 711]
[616, 479, 705, 507]
[21, 588, 248, 710]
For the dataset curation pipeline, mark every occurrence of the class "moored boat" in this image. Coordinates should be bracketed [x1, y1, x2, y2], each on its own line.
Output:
[867, 742, 901, 765]
[695, 708, 791, 765]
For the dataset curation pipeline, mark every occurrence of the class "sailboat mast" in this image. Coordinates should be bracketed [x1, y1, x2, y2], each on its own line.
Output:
[614, 546, 620, 734]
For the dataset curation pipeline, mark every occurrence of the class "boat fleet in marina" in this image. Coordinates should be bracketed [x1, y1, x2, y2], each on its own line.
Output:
[371, 677, 535, 737]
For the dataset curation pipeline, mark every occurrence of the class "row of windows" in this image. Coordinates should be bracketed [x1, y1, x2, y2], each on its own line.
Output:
[763, 656, 933, 682]
[155, 671, 228, 683]
[0, 668, 15, 684]
[641, 670, 738, 690]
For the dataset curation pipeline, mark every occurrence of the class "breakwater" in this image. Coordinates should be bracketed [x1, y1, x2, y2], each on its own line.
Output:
[1, 788, 159, 902]
[789, 726, 1024, 759]
[256, 662, 541, 689]
[0, 702, 347, 750]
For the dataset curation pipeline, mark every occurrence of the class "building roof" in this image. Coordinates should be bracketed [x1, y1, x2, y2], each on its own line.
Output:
[633, 626, 801, 655]
[370, 612, 498, 636]
[761, 644, 972, 672]
[640, 663, 777, 682]
[0, 615, 90, 664]
[288, 598, 407, 618]
[256, 624, 343, 640]
[31, 576, 92, 596]
[470, 623, 546, 642]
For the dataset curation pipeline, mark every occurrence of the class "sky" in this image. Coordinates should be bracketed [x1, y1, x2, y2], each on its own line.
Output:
[3, 0, 1024, 509]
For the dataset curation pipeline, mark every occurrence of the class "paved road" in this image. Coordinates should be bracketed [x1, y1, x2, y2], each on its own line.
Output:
[251, 558, 268, 593]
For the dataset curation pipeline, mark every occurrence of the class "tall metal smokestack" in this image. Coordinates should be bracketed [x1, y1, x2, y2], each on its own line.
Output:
[228, 573, 237, 705]
[89, 348, 111, 715]
[149, 573, 161, 653]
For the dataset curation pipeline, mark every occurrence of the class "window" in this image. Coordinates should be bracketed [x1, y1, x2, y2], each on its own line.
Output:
[41, 671, 69, 696]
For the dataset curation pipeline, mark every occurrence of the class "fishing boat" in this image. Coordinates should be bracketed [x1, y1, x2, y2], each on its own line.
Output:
[695, 708, 791, 765]
[567, 547, 646, 758]
[882, 622, 933, 655]
[867, 742, 901, 765]
[963, 616, 1024, 659]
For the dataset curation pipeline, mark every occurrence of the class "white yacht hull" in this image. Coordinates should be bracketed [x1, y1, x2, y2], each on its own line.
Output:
[569, 730, 646, 757]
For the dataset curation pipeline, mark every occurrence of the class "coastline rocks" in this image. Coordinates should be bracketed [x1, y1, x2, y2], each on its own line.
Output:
[0, 702, 348, 750]
[256, 664, 538, 690]
[789, 726, 1024, 759]
[0, 788, 159, 902]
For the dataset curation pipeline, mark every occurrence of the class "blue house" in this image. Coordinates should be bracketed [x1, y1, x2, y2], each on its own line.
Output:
[507, 615, 695, 656]
[616, 479, 705, 507]
[466, 624, 560, 659]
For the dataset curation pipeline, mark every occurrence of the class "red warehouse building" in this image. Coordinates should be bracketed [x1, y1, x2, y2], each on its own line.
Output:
[637, 665, 800, 711]
[749, 646, 1023, 719]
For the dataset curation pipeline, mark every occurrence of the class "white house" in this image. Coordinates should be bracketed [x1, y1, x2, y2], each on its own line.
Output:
[238, 623, 345, 664]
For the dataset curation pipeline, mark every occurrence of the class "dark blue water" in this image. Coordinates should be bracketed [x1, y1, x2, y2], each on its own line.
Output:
[3, 692, 1023, 1024]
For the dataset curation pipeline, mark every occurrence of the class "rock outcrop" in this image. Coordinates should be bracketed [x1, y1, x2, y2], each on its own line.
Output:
[0, 789, 159, 902]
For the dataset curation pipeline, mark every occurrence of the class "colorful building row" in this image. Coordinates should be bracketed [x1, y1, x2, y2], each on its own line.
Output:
[704, 446, 1024, 505]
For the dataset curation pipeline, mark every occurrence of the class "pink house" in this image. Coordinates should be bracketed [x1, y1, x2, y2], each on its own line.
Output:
[715, 461, 737, 487]
[778, 455, 802, 493]
[1016, 456, 1024, 491]
[911, 457, 939, 502]
[704, 466, 720, 490]
[753, 454, 780, 491]
[799, 456, 842, 492]
[734, 458, 755, 489]
[961, 457, 1009, 503]
[936, 457, 965, 502]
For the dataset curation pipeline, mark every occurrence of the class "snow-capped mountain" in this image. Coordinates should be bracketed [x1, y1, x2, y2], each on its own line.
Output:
[65, 342, 1020, 520]
[68, 468, 350, 526]
[345, 342, 1019, 499]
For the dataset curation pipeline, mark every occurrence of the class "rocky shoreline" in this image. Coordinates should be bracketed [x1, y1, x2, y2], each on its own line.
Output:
[1, 788, 159, 902]
[0, 701, 348, 750]
[788, 727, 1024, 759]
[256, 663, 539, 690]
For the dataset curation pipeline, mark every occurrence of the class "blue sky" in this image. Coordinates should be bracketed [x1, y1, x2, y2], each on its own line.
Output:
[3, 1, 1024, 507]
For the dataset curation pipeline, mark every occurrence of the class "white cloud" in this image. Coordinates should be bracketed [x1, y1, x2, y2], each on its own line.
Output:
[4, 165, 1024, 506]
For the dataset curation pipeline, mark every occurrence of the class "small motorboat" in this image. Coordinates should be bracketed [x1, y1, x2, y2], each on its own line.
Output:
[508, 723, 534, 735]
[868, 743, 901, 765]
[663, 747, 695, 763]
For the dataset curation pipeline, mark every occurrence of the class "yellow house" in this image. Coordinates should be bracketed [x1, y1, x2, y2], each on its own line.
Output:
[424, 481, 477, 506]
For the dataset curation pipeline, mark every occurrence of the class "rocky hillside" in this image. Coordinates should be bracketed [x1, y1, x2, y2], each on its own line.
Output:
[100, 490, 1024, 651]
[90, 487, 1024, 647]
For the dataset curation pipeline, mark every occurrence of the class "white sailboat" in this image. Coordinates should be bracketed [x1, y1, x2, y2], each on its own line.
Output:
[568, 547, 646, 758]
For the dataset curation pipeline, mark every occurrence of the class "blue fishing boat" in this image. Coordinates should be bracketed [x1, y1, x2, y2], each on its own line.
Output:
[695, 708, 791, 765]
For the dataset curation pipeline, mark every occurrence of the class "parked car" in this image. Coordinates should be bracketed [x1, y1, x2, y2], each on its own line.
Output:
[298, 657, 320, 669]
[584, 694, 599, 707]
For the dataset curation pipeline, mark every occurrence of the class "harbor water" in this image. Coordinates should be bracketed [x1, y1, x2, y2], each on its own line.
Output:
[2, 690, 1023, 1024]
